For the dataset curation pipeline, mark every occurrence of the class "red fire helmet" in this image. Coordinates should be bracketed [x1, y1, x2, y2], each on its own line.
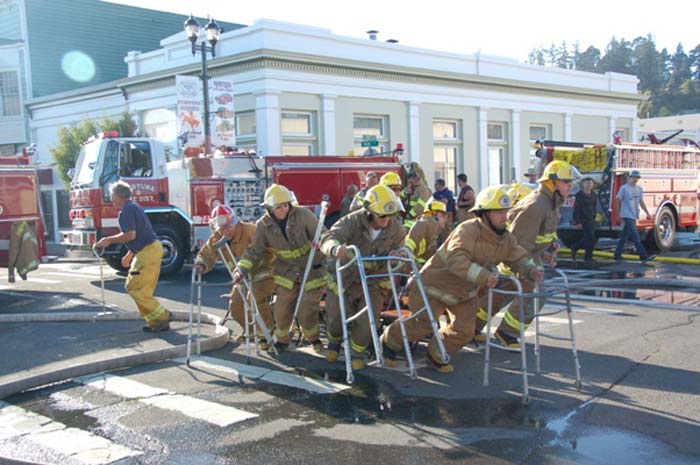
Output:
[209, 204, 238, 230]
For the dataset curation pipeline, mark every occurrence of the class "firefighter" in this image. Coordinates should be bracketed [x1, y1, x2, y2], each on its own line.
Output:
[95, 181, 170, 332]
[193, 205, 275, 350]
[405, 201, 449, 266]
[474, 160, 574, 350]
[233, 184, 326, 353]
[401, 170, 432, 229]
[381, 185, 542, 372]
[350, 171, 379, 211]
[7, 220, 39, 283]
[320, 184, 407, 370]
[379, 171, 406, 212]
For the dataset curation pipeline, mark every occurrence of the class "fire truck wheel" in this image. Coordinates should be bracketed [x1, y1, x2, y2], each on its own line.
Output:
[650, 206, 676, 251]
[154, 225, 185, 275]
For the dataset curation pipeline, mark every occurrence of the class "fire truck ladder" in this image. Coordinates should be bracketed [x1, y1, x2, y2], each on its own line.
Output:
[335, 246, 447, 383]
[482, 269, 582, 405]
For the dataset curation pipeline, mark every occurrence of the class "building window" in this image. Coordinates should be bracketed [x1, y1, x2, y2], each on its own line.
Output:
[235, 112, 256, 150]
[0, 71, 20, 116]
[487, 122, 509, 185]
[353, 115, 389, 156]
[529, 124, 550, 143]
[282, 111, 316, 155]
[142, 108, 177, 145]
[433, 119, 461, 192]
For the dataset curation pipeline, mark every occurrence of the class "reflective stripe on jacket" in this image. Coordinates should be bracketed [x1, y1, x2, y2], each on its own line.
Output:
[418, 218, 536, 305]
[320, 209, 407, 289]
[194, 222, 272, 282]
[238, 206, 326, 288]
[507, 185, 563, 265]
[401, 183, 432, 221]
[405, 216, 440, 264]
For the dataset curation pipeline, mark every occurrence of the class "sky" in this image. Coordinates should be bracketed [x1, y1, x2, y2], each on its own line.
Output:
[106, 0, 700, 62]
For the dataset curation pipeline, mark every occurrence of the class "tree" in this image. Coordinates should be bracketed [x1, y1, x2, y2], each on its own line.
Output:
[667, 43, 692, 91]
[631, 35, 662, 92]
[690, 44, 700, 80]
[576, 45, 601, 72]
[51, 111, 137, 186]
[598, 37, 633, 74]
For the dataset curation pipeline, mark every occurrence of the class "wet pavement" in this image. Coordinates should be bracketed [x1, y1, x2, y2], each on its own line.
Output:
[1, 234, 699, 464]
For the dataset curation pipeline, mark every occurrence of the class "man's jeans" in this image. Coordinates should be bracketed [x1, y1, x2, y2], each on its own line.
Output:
[615, 217, 648, 259]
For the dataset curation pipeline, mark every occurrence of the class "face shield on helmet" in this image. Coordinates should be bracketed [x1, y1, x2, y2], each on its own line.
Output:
[363, 184, 400, 216]
[209, 204, 238, 231]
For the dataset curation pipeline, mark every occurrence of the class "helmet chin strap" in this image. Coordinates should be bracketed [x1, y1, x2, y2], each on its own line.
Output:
[484, 212, 507, 236]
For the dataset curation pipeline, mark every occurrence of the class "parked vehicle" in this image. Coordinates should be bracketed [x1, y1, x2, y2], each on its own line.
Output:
[62, 131, 403, 274]
[0, 149, 48, 271]
[536, 139, 700, 250]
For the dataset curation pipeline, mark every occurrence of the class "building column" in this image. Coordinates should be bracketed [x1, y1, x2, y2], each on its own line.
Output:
[408, 101, 421, 163]
[478, 107, 489, 190]
[609, 117, 617, 142]
[564, 113, 573, 141]
[321, 94, 337, 155]
[254, 89, 281, 156]
[511, 109, 521, 181]
[631, 118, 639, 143]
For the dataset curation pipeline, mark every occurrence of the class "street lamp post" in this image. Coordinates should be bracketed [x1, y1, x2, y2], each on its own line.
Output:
[184, 14, 222, 156]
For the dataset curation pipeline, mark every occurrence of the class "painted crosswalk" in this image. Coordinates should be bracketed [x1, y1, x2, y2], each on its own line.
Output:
[0, 400, 140, 464]
[76, 373, 259, 427]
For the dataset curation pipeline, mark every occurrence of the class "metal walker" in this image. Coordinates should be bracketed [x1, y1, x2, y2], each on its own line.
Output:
[186, 236, 277, 365]
[335, 245, 447, 383]
[482, 269, 582, 404]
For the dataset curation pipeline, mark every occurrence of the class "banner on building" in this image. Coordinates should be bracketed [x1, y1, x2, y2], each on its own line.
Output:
[176, 75, 203, 149]
[209, 79, 236, 148]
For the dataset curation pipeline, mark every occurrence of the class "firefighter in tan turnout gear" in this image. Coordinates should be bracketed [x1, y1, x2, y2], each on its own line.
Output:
[320, 184, 407, 370]
[382, 185, 543, 372]
[474, 160, 574, 350]
[233, 184, 326, 353]
[401, 170, 432, 229]
[193, 205, 275, 350]
[405, 201, 449, 266]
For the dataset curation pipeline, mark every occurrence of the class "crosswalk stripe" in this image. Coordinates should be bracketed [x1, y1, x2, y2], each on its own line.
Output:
[20, 277, 61, 284]
[0, 400, 140, 464]
[182, 356, 350, 394]
[76, 373, 258, 427]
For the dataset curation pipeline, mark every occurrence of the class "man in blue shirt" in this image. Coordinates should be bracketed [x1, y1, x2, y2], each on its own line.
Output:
[433, 178, 455, 242]
[614, 170, 654, 261]
[96, 181, 170, 332]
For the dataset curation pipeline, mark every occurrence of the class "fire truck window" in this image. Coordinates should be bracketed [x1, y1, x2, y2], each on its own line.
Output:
[101, 140, 120, 201]
[121, 142, 153, 177]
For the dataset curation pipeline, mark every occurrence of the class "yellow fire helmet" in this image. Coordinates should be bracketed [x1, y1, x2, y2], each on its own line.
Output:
[363, 184, 400, 216]
[380, 171, 402, 188]
[539, 159, 574, 182]
[262, 183, 294, 208]
[506, 182, 534, 205]
[470, 185, 513, 213]
[424, 200, 447, 215]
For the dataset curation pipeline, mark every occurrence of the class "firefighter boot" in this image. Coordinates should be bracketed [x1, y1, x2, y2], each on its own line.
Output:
[382, 344, 399, 368]
[493, 328, 521, 352]
[351, 352, 366, 371]
[473, 327, 487, 344]
[425, 350, 454, 373]
[309, 339, 324, 354]
[326, 342, 341, 363]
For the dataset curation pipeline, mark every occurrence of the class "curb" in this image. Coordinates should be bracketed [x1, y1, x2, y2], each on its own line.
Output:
[0, 310, 229, 400]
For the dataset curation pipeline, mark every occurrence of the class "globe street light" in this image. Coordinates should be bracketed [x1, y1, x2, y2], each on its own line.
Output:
[184, 14, 222, 155]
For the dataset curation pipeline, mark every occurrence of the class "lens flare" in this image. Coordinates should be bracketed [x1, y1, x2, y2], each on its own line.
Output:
[61, 50, 95, 83]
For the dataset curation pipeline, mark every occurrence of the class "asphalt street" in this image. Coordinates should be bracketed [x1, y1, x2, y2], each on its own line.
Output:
[1, 234, 699, 465]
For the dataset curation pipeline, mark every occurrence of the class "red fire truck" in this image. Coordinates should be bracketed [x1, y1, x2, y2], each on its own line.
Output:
[537, 139, 700, 251]
[0, 150, 48, 272]
[62, 132, 402, 274]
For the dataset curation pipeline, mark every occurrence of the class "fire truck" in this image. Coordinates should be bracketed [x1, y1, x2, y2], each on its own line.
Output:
[0, 149, 48, 273]
[537, 139, 700, 251]
[62, 132, 402, 274]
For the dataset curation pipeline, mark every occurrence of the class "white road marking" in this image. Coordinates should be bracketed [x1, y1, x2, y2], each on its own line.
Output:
[44, 272, 107, 279]
[0, 400, 140, 464]
[20, 277, 61, 284]
[76, 373, 257, 427]
[181, 356, 350, 394]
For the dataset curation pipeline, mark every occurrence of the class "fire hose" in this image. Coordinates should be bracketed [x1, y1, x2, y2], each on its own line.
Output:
[562, 247, 700, 265]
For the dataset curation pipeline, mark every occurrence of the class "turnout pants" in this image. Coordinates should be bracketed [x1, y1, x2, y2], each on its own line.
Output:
[383, 285, 477, 361]
[273, 283, 325, 344]
[475, 279, 539, 339]
[229, 276, 275, 338]
[325, 280, 387, 356]
[126, 241, 169, 328]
